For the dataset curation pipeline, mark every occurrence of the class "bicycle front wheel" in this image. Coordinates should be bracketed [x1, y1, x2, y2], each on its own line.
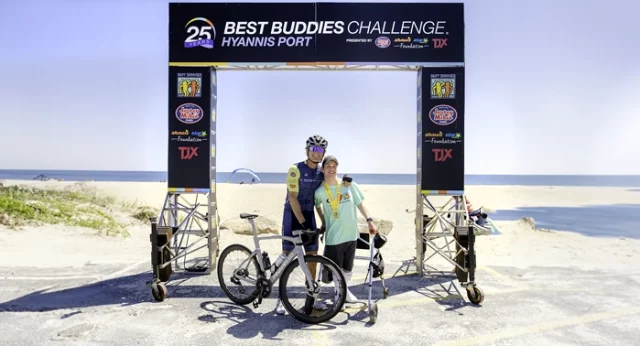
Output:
[217, 244, 260, 305]
[279, 255, 346, 324]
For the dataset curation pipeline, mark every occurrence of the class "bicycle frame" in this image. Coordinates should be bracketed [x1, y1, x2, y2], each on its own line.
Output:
[231, 218, 316, 289]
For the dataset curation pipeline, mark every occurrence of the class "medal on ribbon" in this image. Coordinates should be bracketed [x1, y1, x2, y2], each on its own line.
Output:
[323, 182, 341, 219]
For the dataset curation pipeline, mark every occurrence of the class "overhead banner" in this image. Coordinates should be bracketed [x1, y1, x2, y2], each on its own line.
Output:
[419, 66, 465, 193]
[168, 2, 464, 64]
[168, 66, 212, 191]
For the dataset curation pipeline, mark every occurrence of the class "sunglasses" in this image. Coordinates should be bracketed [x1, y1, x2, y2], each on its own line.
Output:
[309, 146, 325, 153]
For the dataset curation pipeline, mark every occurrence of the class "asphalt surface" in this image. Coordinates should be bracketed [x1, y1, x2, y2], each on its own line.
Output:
[1, 256, 640, 346]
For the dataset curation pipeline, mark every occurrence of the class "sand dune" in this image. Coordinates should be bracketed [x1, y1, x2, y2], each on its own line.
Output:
[0, 180, 639, 273]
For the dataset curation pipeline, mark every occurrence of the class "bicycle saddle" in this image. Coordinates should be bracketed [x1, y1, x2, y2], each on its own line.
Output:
[239, 213, 259, 219]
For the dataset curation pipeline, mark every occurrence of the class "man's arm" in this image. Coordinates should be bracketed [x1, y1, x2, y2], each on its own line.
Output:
[286, 166, 306, 226]
[357, 203, 372, 221]
[314, 189, 326, 231]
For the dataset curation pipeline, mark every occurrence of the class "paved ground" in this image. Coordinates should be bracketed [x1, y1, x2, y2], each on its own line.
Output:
[1, 256, 640, 346]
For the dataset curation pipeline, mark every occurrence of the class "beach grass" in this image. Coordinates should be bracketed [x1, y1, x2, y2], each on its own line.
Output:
[0, 183, 158, 237]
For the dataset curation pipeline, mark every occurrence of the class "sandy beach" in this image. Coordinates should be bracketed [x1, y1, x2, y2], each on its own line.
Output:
[1, 179, 639, 271]
[1, 179, 640, 345]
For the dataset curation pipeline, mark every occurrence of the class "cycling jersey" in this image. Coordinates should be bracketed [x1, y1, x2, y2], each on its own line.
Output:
[284, 161, 324, 212]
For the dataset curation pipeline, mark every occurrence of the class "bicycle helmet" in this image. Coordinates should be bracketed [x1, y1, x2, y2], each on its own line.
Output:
[372, 251, 385, 278]
[306, 135, 328, 149]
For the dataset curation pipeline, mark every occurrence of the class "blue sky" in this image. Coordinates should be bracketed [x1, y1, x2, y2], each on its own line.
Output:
[0, 0, 638, 175]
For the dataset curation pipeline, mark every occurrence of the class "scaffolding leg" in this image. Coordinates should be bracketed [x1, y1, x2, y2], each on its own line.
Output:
[416, 194, 485, 305]
[149, 217, 168, 301]
[151, 192, 218, 290]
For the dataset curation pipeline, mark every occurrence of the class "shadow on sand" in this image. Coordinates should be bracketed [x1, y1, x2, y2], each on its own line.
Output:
[0, 261, 476, 336]
[490, 203, 640, 239]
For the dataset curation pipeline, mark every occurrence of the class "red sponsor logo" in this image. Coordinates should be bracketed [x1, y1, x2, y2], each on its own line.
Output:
[432, 148, 452, 162]
[178, 146, 198, 160]
[433, 38, 448, 49]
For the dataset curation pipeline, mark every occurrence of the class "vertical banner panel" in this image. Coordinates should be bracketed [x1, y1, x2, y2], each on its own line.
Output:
[420, 66, 465, 193]
[209, 67, 218, 228]
[416, 67, 425, 261]
[168, 66, 211, 191]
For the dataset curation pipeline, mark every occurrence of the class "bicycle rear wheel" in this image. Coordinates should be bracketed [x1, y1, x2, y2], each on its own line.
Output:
[279, 255, 346, 324]
[217, 244, 260, 305]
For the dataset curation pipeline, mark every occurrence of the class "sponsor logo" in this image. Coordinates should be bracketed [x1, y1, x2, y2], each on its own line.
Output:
[425, 131, 443, 138]
[433, 38, 448, 49]
[393, 37, 427, 49]
[178, 146, 199, 160]
[425, 138, 459, 145]
[175, 103, 204, 124]
[413, 38, 429, 44]
[171, 130, 189, 136]
[177, 73, 202, 98]
[170, 130, 207, 137]
[432, 148, 453, 162]
[395, 43, 426, 49]
[290, 171, 296, 177]
[374, 36, 391, 48]
[394, 37, 411, 43]
[429, 105, 457, 126]
[170, 130, 208, 143]
[184, 17, 216, 49]
[431, 74, 456, 99]
[445, 132, 461, 139]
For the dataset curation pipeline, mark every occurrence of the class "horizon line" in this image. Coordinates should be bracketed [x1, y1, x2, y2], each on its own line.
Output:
[0, 169, 639, 177]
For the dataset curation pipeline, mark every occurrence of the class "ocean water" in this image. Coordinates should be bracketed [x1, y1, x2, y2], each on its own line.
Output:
[2, 169, 640, 238]
[0, 169, 639, 187]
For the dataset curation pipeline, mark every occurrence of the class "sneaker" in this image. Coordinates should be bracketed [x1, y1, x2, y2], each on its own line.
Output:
[275, 300, 286, 315]
[345, 288, 358, 303]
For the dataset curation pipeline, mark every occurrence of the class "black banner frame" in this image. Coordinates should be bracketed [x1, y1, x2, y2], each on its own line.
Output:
[165, 2, 466, 276]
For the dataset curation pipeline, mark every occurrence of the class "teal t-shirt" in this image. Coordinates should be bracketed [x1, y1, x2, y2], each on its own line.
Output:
[314, 181, 364, 246]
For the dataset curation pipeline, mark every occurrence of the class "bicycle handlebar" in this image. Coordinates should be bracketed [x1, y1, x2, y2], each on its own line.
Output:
[292, 229, 319, 236]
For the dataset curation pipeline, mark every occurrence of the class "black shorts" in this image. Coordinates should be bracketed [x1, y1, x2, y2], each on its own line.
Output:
[323, 241, 357, 272]
[282, 209, 318, 252]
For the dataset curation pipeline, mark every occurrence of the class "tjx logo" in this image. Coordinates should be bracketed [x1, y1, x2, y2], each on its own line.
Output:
[433, 38, 448, 49]
[179, 146, 198, 160]
[432, 148, 452, 162]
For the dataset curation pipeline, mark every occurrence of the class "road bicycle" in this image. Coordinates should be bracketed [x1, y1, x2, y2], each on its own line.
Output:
[217, 213, 347, 324]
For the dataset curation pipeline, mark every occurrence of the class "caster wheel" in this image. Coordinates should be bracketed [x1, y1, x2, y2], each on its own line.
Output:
[467, 285, 484, 305]
[383, 288, 389, 299]
[151, 282, 167, 302]
[369, 302, 378, 324]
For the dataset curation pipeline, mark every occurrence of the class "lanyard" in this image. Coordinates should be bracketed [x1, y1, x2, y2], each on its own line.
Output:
[323, 181, 341, 219]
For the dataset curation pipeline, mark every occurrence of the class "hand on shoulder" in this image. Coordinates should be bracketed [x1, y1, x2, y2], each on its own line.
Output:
[342, 174, 353, 187]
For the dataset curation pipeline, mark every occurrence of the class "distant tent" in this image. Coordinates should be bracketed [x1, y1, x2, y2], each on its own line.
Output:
[227, 168, 261, 184]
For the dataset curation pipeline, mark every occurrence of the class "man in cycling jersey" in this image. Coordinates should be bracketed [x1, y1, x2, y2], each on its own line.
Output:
[275, 134, 329, 315]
